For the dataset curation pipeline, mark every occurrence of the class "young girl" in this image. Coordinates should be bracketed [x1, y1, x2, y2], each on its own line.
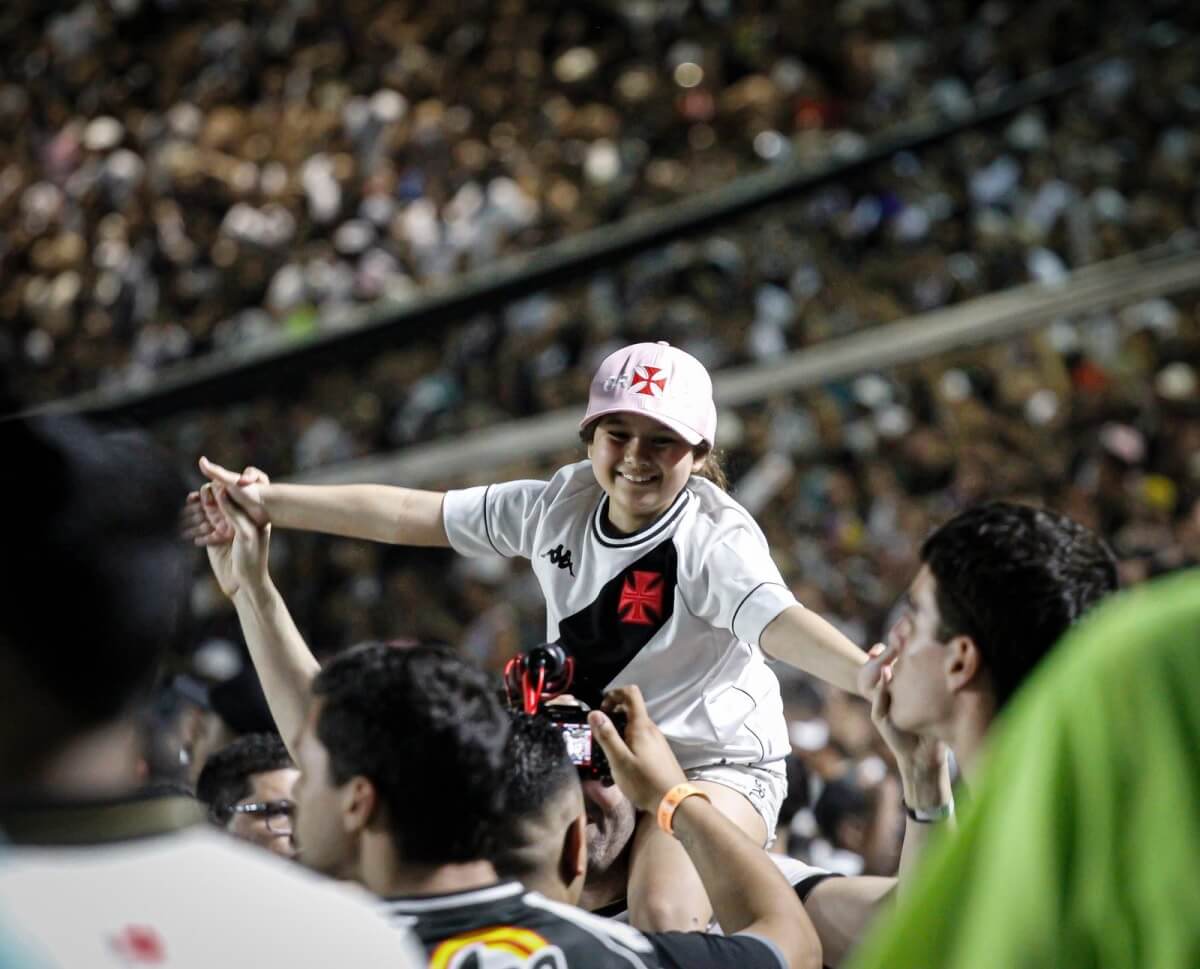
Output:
[187, 340, 865, 931]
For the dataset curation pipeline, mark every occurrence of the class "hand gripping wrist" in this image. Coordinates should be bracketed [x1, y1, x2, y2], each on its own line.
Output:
[656, 782, 711, 836]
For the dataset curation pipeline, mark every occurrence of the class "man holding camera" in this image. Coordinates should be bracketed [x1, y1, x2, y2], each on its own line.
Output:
[198, 465, 822, 968]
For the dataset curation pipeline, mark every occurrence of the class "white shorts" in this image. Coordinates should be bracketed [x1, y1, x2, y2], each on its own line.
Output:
[684, 762, 787, 847]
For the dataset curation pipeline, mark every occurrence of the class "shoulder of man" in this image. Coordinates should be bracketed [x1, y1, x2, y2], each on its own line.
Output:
[387, 884, 663, 969]
[645, 929, 789, 969]
[521, 892, 661, 962]
[0, 827, 422, 968]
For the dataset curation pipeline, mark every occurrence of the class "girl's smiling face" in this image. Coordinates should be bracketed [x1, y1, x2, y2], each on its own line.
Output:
[587, 413, 705, 534]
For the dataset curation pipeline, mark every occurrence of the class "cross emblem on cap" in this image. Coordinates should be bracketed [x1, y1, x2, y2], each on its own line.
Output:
[631, 365, 667, 397]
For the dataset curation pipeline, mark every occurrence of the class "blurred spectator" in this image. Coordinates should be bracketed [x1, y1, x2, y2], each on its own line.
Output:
[0, 415, 420, 968]
[860, 501, 1120, 886]
[5, 0, 1193, 411]
[852, 568, 1200, 969]
[772, 753, 811, 855]
[8, 0, 1200, 887]
[196, 732, 298, 859]
[173, 659, 276, 786]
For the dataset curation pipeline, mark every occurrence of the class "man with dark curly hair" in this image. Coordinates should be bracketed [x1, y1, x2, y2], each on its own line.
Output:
[196, 732, 298, 858]
[862, 501, 1120, 882]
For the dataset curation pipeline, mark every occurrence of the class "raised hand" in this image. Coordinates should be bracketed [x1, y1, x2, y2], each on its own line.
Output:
[864, 642, 948, 803]
[202, 484, 240, 598]
[182, 459, 270, 546]
[590, 685, 688, 813]
[210, 480, 272, 596]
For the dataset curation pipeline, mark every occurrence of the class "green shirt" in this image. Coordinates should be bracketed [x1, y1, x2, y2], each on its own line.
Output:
[852, 569, 1200, 969]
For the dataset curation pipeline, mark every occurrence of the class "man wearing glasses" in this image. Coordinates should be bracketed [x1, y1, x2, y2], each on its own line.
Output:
[197, 733, 299, 858]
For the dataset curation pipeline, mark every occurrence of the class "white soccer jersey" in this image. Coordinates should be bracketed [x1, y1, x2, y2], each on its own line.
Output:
[0, 797, 422, 969]
[443, 459, 797, 769]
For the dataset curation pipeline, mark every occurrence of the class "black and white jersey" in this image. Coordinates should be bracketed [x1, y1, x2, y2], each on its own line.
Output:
[443, 460, 796, 769]
[382, 880, 786, 969]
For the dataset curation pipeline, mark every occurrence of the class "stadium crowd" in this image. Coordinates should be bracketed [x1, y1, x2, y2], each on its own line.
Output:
[177, 286, 1198, 876]
[4, 0, 1193, 408]
[12, 0, 1176, 879]
[4, 2, 1200, 964]
[5, 410, 1197, 968]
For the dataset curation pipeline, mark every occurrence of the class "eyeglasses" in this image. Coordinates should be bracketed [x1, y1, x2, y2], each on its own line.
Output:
[230, 799, 295, 834]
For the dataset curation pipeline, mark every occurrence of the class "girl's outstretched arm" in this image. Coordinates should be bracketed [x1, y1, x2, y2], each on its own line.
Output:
[186, 456, 450, 548]
[760, 605, 867, 696]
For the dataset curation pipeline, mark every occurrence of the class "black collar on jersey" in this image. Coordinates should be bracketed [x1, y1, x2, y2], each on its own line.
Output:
[0, 790, 205, 846]
[591, 486, 692, 549]
[383, 879, 526, 913]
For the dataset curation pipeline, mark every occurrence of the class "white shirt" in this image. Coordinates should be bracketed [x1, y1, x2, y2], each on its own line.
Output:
[443, 460, 797, 769]
[0, 802, 422, 969]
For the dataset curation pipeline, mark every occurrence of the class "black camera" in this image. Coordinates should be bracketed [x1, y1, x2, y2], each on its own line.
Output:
[504, 643, 626, 784]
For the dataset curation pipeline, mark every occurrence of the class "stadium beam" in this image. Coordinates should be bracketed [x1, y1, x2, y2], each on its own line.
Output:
[295, 241, 1200, 487]
[38, 41, 1155, 425]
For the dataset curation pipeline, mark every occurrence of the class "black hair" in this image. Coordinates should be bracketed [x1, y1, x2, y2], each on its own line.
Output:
[921, 501, 1119, 710]
[579, 419, 728, 491]
[208, 664, 276, 736]
[488, 713, 577, 877]
[311, 643, 510, 865]
[0, 416, 189, 733]
[500, 713, 577, 818]
[196, 732, 293, 825]
[777, 754, 812, 831]
[813, 776, 869, 846]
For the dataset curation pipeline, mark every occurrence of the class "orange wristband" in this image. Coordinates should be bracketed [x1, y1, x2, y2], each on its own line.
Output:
[656, 782, 712, 836]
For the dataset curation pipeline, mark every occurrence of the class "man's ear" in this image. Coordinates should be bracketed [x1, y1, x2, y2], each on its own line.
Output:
[559, 811, 588, 886]
[340, 776, 378, 834]
[945, 635, 984, 693]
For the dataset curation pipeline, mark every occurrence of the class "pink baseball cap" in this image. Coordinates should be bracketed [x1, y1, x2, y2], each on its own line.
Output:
[581, 341, 716, 447]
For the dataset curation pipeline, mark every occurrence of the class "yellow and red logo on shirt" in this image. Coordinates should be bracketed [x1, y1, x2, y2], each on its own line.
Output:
[430, 925, 567, 969]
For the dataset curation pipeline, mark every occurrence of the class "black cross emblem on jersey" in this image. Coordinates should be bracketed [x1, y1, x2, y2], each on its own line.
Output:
[556, 539, 677, 709]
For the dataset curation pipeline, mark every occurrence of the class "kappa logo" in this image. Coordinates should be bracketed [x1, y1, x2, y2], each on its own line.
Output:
[631, 365, 667, 397]
[542, 544, 576, 577]
[430, 926, 568, 969]
[617, 570, 664, 625]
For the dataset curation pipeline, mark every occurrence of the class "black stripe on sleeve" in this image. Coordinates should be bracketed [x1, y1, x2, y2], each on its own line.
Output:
[730, 581, 769, 641]
[482, 484, 503, 556]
